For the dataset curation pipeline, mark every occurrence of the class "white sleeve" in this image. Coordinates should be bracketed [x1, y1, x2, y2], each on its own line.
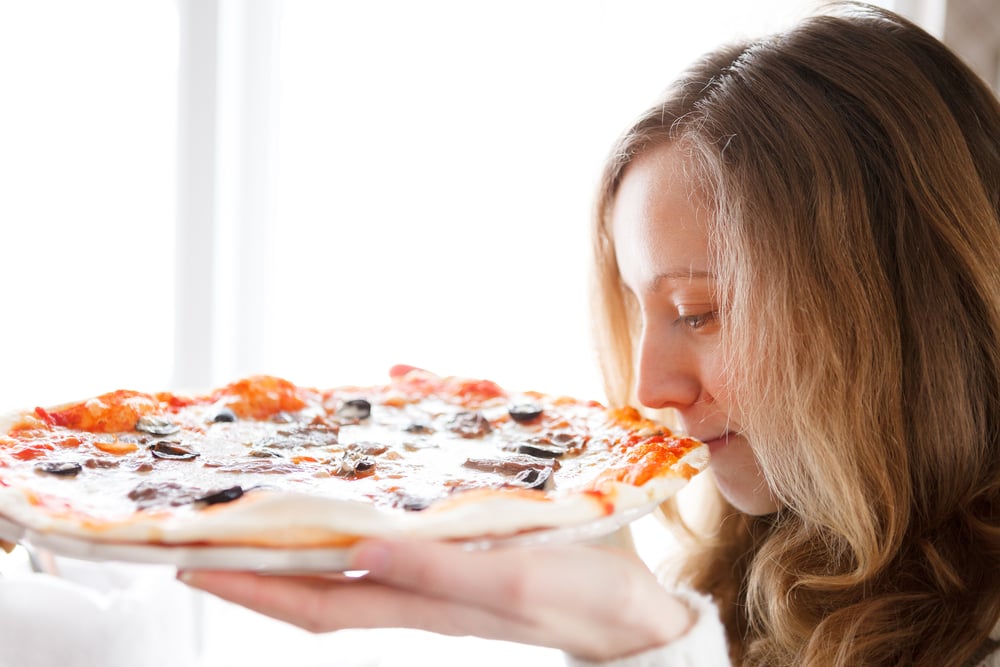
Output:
[563, 588, 731, 667]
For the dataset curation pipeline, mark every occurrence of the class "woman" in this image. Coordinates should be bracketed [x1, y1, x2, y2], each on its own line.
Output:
[181, 4, 1000, 665]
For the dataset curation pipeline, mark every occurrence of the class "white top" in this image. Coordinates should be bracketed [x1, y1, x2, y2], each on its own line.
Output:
[563, 587, 731, 667]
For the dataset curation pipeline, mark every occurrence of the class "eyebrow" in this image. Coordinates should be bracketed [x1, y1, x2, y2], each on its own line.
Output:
[650, 269, 714, 291]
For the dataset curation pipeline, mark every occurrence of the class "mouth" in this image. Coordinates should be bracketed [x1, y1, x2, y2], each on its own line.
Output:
[701, 432, 733, 455]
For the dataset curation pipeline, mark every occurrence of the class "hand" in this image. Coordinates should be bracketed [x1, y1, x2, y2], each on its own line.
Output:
[179, 539, 694, 661]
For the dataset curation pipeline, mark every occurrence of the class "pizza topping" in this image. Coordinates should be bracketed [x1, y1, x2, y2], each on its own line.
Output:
[39, 391, 161, 433]
[336, 398, 372, 421]
[334, 451, 377, 479]
[214, 376, 309, 420]
[398, 494, 433, 511]
[212, 460, 307, 475]
[447, 411, 492, 438]
[84, 458, 121, 469]
[93, 438, 140, 456]
[135, 415, 181, 437]
[402, 439, 437, 451]
[463, 454, 558, 477]
[260, 437, 316, 451]
[389, 368, 505, 406]
[148, 441, 200, 461]
[128, 481, 203, 510]
[7, 443, 50, 461]
[285, 419, 340, 437]
[212, 409, 237, 423]
[274, 412, 299, 424]
[258, 421, 341, 451]
[195, 485, 244, 506]
[511, 436, 566, 459]
[449, 378, 506, 404]
[128, 481, 248, 511]
[403, 422, 434, 435]
[508, 402, 544, 423]
[512, 466, 553, 491]
[347, 442, 389, 456]
[461, 455, 556, 491]
[247, 449, 283, 458]
[34, 461, 83, 477]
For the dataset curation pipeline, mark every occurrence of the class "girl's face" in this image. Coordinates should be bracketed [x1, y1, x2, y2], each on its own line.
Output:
[611, 144, 779, 516]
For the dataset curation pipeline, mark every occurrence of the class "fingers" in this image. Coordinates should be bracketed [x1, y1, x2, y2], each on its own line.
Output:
[178, 540, 538, 620]
[179, 571, 341, 632]
[179, 542, 693, 660]
[350, 540, 544, 618]
[179, 569, 535, 640]
[349, 540, 646, 623]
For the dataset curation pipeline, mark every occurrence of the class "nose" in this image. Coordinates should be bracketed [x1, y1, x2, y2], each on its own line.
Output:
[634, 322, 702, 411]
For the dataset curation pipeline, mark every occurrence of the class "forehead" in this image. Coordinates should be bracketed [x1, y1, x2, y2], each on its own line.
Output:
[610, 144, 712, 288]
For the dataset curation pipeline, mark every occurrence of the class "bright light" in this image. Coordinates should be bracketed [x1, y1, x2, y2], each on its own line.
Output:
[0, 1, 177, 409]
[264, 0, 823, 401]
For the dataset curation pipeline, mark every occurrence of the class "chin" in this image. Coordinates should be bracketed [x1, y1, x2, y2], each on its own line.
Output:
[717, 481, 780, 516]
[710, 437, 780, 516]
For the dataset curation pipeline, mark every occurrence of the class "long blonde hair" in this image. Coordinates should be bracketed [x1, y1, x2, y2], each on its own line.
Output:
[592, 4, 1000, 665]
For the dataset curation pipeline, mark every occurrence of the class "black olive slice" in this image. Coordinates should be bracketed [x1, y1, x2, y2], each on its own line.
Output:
[516, 441, 567, 459]
[212, 408, 237, 423]
[337, 398, 372, 420]
[195, 486, 244, 506]
[135, 415, 181, 436]
[35, 461, 82, 477]
[334, 452, 376, 478]
[508, 402, 544, 423]
[512, 466, 553, 491]
[149, 441, 200, 461]
[404, 422, 434, 434]
[399, 495, 432, 511]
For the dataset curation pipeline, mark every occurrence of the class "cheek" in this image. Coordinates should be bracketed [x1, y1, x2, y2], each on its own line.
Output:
[701, 340, 756, 426]
[701, 352, 735, 410]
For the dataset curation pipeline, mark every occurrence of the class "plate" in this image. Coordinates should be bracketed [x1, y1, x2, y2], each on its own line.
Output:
[0, 501, 660, 572]
[0, 515, 351, 571]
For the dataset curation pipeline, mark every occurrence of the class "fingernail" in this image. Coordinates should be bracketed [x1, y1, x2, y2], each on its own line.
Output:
[176, 570, 196, 585]
[350, 542, 390, 574]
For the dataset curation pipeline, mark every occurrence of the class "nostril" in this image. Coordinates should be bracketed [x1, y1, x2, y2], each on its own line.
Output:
[635, 372, 702, 411]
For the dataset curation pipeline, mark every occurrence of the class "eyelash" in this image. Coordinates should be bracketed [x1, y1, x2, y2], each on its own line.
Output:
[677, 311, 718, 330]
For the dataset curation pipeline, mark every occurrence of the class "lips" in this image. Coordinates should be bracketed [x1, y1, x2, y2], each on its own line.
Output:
[701, 432, 732, 455]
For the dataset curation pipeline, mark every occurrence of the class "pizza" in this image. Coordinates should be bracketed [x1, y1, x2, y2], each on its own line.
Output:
[0, 366, 707, 554]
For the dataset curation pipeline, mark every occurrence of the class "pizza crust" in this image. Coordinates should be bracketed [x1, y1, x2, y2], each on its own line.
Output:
[0, 450, 703, 548]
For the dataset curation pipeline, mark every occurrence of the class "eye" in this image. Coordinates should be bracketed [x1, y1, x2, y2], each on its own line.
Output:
[677, 311, 718, 331]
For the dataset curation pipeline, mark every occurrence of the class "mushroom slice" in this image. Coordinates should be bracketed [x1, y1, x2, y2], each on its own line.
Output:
[136, 415, 181, 437]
